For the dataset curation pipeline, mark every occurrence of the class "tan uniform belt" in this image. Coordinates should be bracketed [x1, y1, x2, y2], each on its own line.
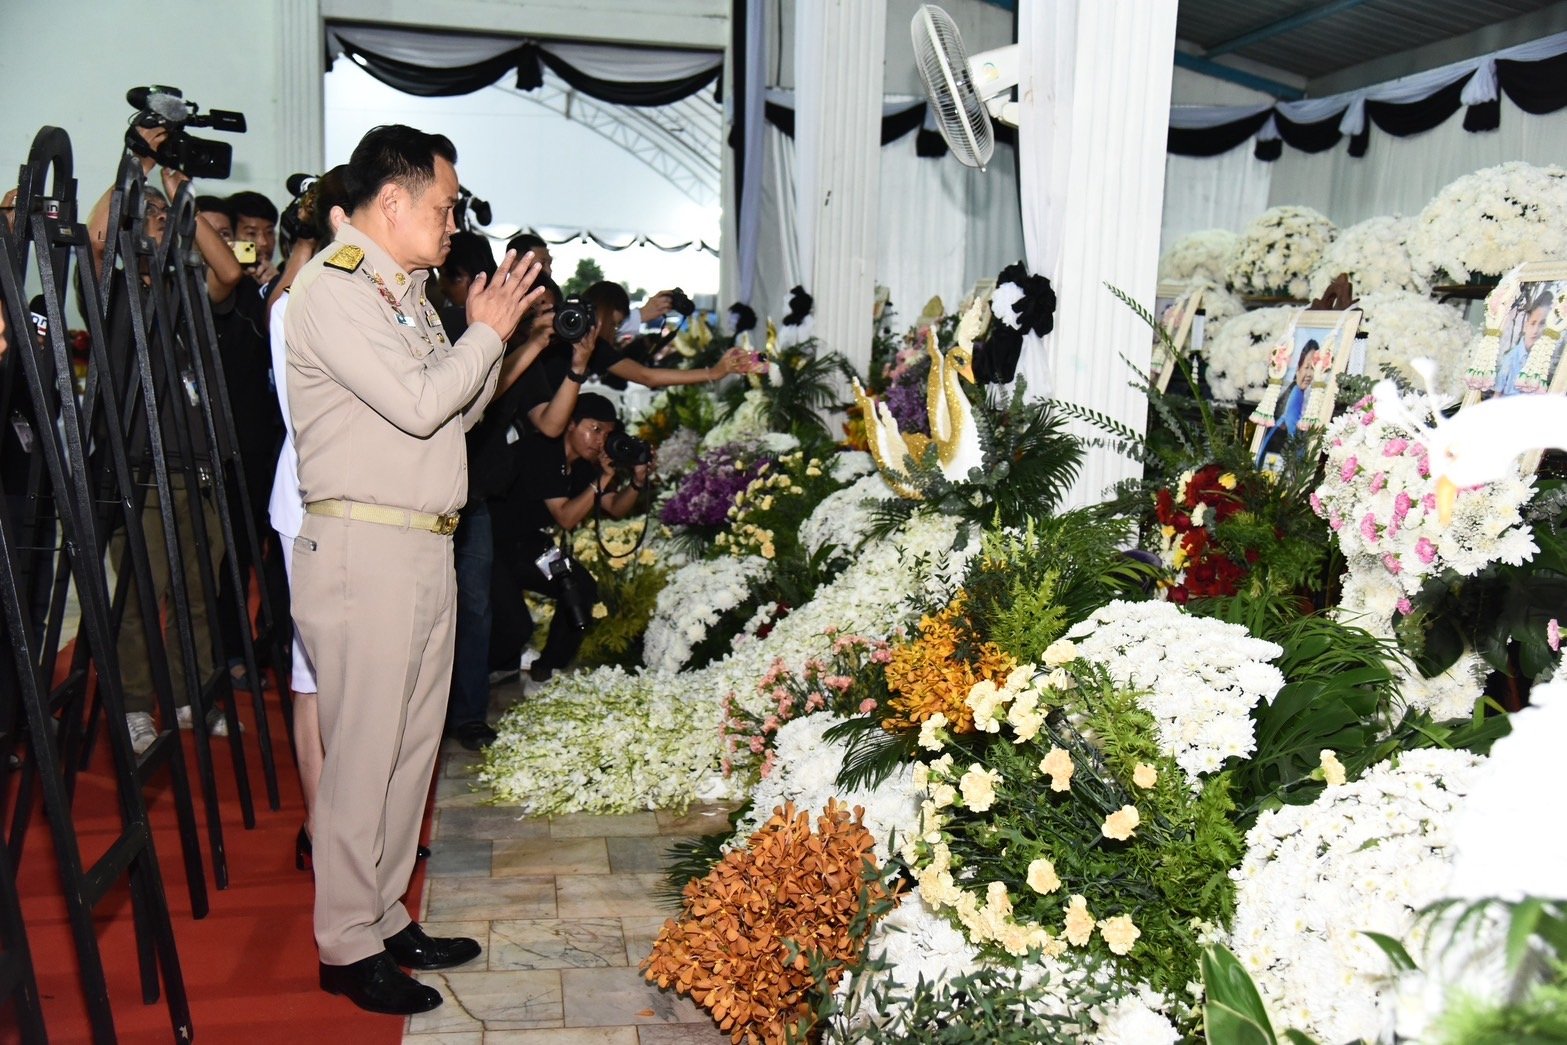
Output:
[305, 498, 460, 536]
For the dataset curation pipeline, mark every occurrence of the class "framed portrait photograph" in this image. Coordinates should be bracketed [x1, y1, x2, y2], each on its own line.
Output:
[1250, 308, 1362, 470]
[1150, 284, 1204, 393]
[1462, 262, 1567, 407]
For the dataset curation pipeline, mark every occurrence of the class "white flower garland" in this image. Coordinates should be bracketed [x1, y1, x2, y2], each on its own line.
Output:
[1158, 229, 1240, 286]
[480, 512, 968, 814]
[1407, 161, 1567, 283]
[1226, 206, 1338, 299]
[730, 714, 919, 866]
[1199, 305, 1297, 404]
[1353, 291, 1474, 398]
[1308, 215, 1428, 297]
[643, 555, 774, 673]
[1065, 601, 1285, 784]
[800, 472, 898, 559]
[1229, 748, 1486, 1044]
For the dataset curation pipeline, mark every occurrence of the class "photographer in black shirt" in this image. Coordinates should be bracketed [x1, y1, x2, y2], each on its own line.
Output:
[490, 393, 647, 686]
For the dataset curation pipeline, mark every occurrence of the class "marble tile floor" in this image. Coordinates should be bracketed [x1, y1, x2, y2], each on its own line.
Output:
[405, 706, 736, 1045]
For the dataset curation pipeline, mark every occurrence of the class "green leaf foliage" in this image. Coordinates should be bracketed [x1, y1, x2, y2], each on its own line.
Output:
[1201, 944, 1279, 1045]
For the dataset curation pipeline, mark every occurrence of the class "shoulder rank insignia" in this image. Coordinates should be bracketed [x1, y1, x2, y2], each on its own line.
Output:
[323, 244, 365, 273]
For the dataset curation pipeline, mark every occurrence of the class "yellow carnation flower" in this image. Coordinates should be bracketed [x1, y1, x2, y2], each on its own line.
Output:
[1098, 914, 1141, 955]
[1132, 763, 1158, 789]
[1039, 747, 1074, 792]
[1101, 805, 1140, 841]
[1026, 857, 1061, 895]
[1063, 895, 1093, 946]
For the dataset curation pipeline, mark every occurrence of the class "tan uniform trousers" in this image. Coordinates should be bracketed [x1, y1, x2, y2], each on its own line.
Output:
[290, 510, 455, 966]
[113, 483, 225, 715]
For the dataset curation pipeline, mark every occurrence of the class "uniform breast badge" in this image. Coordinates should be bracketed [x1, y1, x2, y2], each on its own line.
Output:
[324, 244, 365, 273]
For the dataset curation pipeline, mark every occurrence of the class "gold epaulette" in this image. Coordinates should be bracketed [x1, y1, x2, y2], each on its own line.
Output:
[323, 244, 365, 273]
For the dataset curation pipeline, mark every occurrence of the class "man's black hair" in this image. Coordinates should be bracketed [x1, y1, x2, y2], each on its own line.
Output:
[442, 231, 497, 283]
[583, 280, 631, 323]
[506, 232, 548, 255]
[570, 392, 618, 424]
[344, 124, 458, 214]
[227, 190, 278, 225]
[194, 194, 233, 221]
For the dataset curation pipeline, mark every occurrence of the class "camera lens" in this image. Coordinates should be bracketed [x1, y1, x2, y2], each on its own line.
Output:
[555, 300, 592, 342]
[605, 431, 652, 467]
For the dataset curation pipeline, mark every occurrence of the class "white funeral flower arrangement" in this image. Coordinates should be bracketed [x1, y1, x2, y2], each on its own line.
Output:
[1065, 600, 1285, 784]
[1199, 305, 1296, 404]
[730, 714, 919, 865]
[828, 449, 877, 482]
[1353, 291, 1474, 398]
[652, 425, 704, 477]
[1312, 391, 1537, 618]
[1158, 228, 1240, 286]
[481, 512, 967, 814]
[1408, 161, 1567, 283]
[1229, 748, 1486, 1045]
[643, 555, 773, 673]
[800, 472, 898, 559]
[701, 388, 772, 448]
[1308, 215, 1428, 297]
[1226, 205, 1338, 299]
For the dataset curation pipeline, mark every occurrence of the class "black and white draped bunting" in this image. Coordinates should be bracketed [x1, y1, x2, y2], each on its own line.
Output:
[1170, 29, 1567, 161]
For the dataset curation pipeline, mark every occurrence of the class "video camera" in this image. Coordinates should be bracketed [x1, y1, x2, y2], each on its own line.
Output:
[454, 185, 491, 231]
[126, 86, 246, 180]
[535, 547, 593, 631]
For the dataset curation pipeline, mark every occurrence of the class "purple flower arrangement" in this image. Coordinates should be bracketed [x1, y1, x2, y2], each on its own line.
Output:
[880, 356, 931, 436]
[660, 445, 773, 528]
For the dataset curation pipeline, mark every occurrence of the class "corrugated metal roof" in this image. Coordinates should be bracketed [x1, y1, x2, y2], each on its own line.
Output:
[1178, 0, 1558, 81]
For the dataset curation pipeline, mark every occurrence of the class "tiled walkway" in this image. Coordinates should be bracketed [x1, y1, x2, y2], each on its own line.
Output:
[404, 685, 734, 1044]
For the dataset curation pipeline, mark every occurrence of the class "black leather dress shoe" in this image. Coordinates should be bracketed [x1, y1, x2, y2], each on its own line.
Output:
[319, 951, 441, 1015]
[384, 922, 482, 970]
[453, 720, 499, 751]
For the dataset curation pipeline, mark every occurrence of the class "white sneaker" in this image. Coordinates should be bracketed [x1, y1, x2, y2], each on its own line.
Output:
[175, 704, 240, 736]
[126, 712, 157, 756]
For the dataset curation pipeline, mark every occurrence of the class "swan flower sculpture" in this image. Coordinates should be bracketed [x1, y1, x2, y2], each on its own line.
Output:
[853, 328, 984, 498]
[1372, 359, 1567, 523]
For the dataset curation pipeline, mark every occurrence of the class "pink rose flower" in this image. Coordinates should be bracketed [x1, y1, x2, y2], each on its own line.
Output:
[825, 675, 854, 693]
[1340, 456, 1359, 482]
[871, 648, 892, 664]
[858, 698, 878, 714]
[1415, 537, 1437, 565]
[1360, 513, 1379, 543]
[1309, 492, 1324, 515]
[1369, 472, 1387, 494]
[1383, 438, 1407, 456]
[749, 736, 765, 754]
[1393, 492, 1413, 520]
[1549, 618, 1561, 652]
[1330, 515, 1343, 531]
[1422, 492, 1438, 511]
[1397, 598, 1413, 615]
[1383, 553, 1402, 575]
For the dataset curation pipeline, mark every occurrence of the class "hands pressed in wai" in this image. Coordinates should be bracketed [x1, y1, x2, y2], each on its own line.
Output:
[465, 249, 545, 343]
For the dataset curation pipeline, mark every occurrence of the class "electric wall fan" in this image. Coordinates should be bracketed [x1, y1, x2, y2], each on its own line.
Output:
[911, 4, 1019, 170]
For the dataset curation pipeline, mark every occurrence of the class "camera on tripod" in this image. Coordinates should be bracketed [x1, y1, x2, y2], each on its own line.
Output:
[126, 85, 247, 180]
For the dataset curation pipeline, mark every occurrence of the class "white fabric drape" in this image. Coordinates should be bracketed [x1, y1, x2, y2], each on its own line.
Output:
[876, 132, 1025, 321]
[736, 0, 766, 304]
[1161, 147, 1274, 243]
[1267, 96, 1567, 226]
[1018, 0, 1177, 506]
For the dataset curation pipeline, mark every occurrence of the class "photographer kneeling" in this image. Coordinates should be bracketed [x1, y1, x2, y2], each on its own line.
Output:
[491, 393, 649, 687]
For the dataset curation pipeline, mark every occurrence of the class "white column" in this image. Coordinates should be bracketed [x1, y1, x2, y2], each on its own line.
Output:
[278, 0, 326, 177]
[793, 0, 887, 377]
[1018, 0, 1177, 507]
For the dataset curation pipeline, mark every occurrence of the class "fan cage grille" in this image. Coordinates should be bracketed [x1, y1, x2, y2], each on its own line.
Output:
[912, 4, 995, 169]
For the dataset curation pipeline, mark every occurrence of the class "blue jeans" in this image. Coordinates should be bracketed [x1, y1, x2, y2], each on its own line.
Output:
[447, 502, 493, 729]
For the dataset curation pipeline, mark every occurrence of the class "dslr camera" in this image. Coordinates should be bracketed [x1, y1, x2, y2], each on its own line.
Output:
[126, 86, 247, 180]
[278, 172, 318, 245]
[666, 287, 696, 318]
[535, 547, 593, 631]
[604, 430, 652, 469]
[538, 273, 594, 342]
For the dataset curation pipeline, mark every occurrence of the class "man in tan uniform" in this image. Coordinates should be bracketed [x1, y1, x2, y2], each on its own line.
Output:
[285, 124, 543, 1015]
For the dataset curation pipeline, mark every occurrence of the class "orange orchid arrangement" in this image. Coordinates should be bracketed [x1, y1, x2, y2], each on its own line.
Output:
[642, 800, 900, 1044]
[880, 594, 1016, 734]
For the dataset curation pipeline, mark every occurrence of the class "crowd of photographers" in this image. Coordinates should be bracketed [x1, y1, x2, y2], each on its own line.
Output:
[4, 103, 753, 763]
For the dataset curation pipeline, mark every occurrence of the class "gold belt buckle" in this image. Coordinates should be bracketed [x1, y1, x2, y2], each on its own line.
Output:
[434, 513, 459, 536]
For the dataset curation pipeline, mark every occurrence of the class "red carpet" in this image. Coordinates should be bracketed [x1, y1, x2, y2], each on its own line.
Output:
[7, 665, 432, 1044]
